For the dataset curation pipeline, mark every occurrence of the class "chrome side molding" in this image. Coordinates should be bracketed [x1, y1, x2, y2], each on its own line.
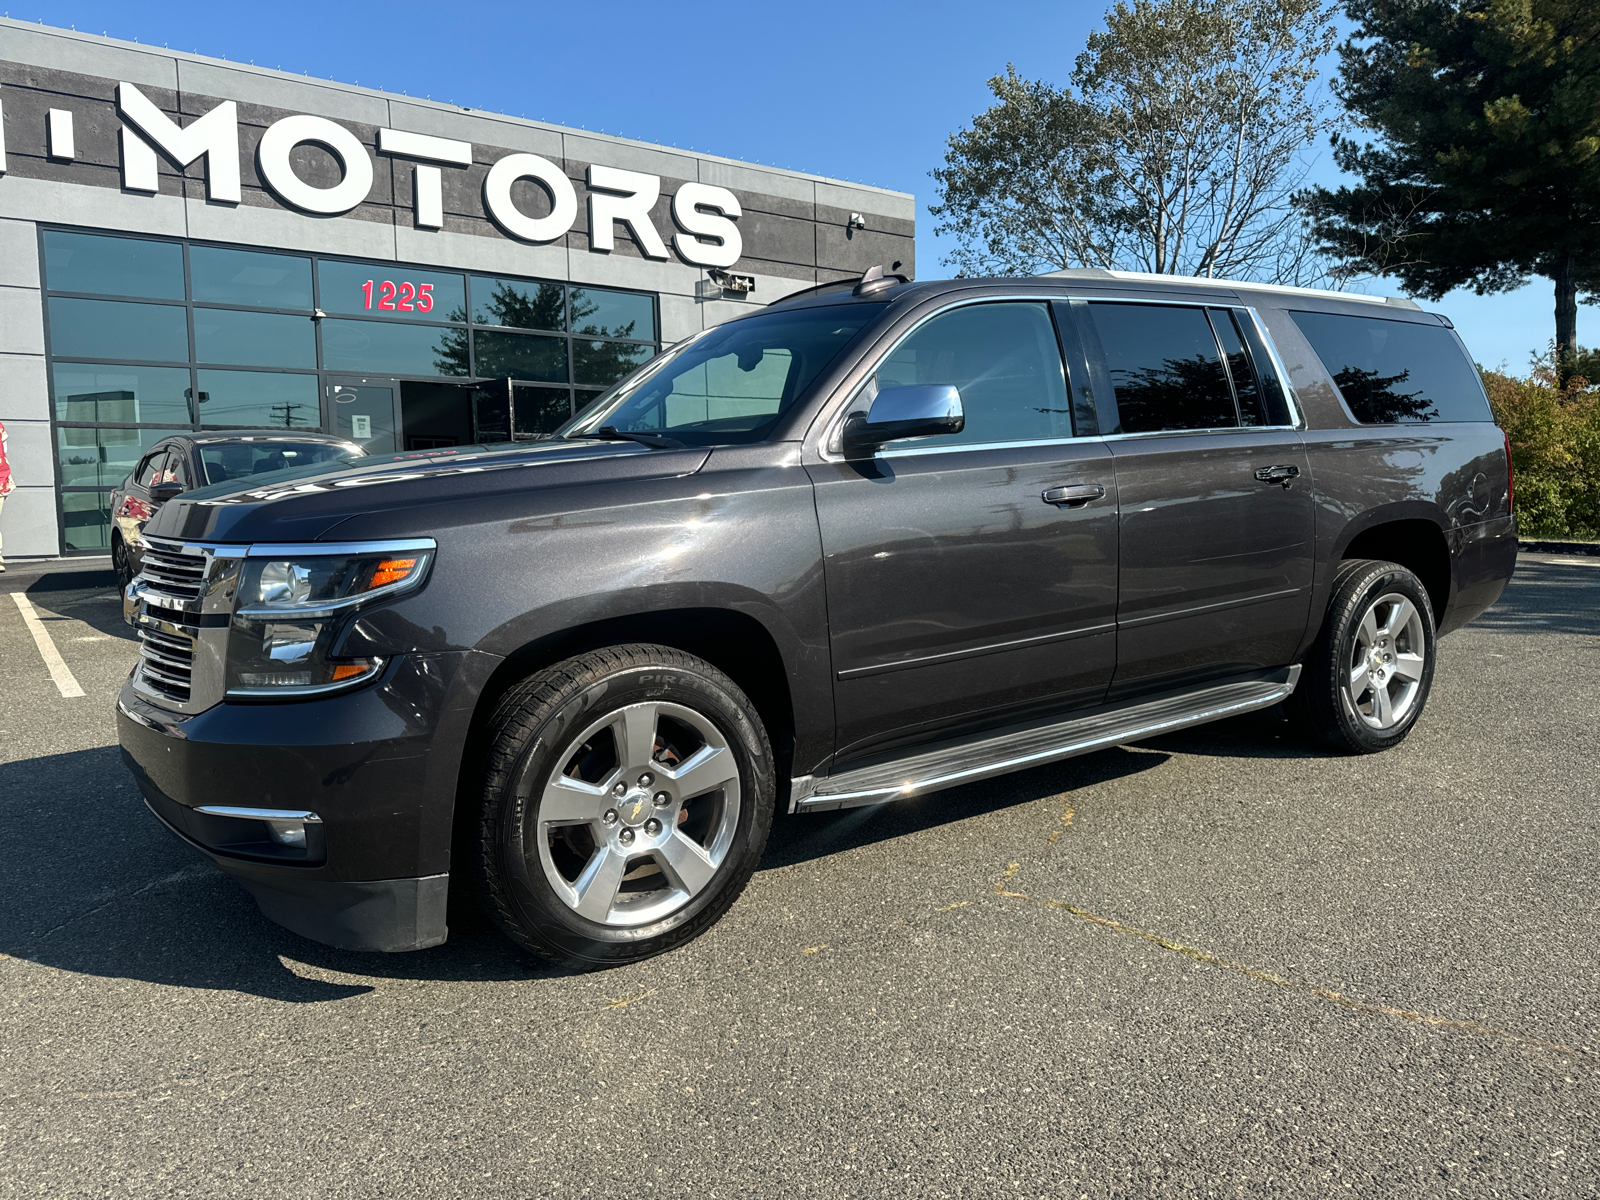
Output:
[791, 667, 1301, 813]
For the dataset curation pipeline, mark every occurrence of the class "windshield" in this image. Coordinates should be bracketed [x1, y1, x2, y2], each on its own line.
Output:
[198, 441, 362, 486]
[563, 303, 883, 445]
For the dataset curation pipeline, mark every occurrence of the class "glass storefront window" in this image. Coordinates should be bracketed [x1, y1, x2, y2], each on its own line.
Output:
[56, 426, 190, 489]
[195, 370, 320, 428]
[47, 297, 189, 362]
[43, 231, 185, 300]
[512, 385, 572, 438]
[573, 338, 653, 387]
[471, 277, 566, 331]
[570, 288, 654, 340]
[194, 308, 317, 368]
[62, 491, 116, 552]
[40, 228, 659, 552]
[472, 330, 567, 383]
[190, 246, 313, 309]
[317, 260, 467, 319]
[51, 364, 194, 425]
[321, 320, 468, 376]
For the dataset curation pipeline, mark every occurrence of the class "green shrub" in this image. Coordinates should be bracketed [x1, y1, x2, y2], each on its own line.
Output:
[1483, 358, 1600, 540]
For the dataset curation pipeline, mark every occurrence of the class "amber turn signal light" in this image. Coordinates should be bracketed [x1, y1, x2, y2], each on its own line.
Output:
[367, 558, 418, 590]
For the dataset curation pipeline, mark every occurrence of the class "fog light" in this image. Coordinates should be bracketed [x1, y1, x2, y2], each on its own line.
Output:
[194, 805, 322, 850]
[264, 819, 306, 847]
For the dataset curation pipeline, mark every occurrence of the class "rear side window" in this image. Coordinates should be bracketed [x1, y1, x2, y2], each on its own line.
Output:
[1088, 303, 1236, 433]
[875, 301, 1071, 445]
[1289, 311, 1492, 423]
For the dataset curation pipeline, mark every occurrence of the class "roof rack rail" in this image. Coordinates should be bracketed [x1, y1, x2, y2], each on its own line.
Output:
[767, 263, 911, 308]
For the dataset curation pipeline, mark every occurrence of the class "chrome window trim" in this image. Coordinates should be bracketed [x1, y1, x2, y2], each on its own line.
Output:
[874, 436, 1096, 459]
[816, 292, 1303, 463]
[1238, 306, 1307, 429]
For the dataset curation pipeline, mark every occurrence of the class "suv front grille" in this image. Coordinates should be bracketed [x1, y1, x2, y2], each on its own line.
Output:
[139, 540, 208, 603]
[137, 626, 195, 704]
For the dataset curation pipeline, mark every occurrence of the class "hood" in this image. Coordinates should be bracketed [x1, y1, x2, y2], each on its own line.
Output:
[144, 438, 711, 545]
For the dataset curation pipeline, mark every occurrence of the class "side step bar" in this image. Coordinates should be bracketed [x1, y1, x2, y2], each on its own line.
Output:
[791, 667, 1300, 813]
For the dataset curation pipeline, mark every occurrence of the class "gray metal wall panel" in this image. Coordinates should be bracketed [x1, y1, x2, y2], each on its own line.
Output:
[0, 284, 45, 354]
[0, 485, 63, 557]
[0, 217, 39, 287]
[0, 351, 48, 420]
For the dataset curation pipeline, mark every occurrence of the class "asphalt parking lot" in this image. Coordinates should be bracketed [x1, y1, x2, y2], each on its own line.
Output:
[1, 553, 1596, 1198]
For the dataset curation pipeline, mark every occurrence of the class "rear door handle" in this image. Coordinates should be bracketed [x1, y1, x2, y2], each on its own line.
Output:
[1042, 483, 1105, 507]
[1254, 464, 1301, 486]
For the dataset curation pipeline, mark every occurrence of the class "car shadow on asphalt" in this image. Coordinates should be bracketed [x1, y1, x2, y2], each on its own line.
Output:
[6, 569, 136, 642]
[0, 708, 1321, 1003]
[0, 746, 575, 1000]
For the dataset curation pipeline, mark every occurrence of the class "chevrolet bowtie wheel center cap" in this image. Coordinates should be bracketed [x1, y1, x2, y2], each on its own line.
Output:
[618, 790, 657, 828]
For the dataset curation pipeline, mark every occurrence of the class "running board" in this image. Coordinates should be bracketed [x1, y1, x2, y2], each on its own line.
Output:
[790, 667, 1300, 813]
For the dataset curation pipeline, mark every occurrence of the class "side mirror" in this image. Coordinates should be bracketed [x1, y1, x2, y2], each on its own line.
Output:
[841, 385, 964, 457]
[148, 481, 185, 503]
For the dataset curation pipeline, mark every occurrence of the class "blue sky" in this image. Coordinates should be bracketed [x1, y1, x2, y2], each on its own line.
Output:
[9, 0, 1580, 372]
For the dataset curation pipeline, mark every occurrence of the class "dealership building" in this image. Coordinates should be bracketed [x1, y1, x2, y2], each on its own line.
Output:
[0, 19, 914, 558]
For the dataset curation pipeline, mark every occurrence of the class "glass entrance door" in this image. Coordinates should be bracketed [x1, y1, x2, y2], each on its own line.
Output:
[326, 377, 399, 454]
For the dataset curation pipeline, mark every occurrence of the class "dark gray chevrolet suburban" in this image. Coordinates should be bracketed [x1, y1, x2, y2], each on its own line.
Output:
[117, 268, 1517, 967]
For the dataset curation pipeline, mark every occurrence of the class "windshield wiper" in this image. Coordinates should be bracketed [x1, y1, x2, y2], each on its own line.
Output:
[578, 426, 686, 450]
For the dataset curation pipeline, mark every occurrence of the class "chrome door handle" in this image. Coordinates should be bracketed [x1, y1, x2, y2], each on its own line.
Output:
[1042, 483, 1105, 507]
[1254, 464, 1301, 485]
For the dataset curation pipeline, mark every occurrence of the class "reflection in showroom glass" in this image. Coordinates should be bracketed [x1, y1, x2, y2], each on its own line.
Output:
[48, 297, 190, 363]
[195, 370, 321, 428]
[52, 364, 194, 425]
[194, 308, 317, 369]
[43, 230, 185, 300]
[189, 245, 313, 309]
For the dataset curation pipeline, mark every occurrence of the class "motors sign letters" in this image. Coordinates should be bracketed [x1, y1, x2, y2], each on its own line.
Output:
[7, 82, 743, 269]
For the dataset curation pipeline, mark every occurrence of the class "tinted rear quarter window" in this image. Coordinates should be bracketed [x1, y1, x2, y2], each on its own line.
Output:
[1289, 311, 1491, 423]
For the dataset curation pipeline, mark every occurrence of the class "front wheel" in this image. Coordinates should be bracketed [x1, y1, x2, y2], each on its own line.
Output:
[474, 644, 774, 968]
[112, 535, 134, 591]
[1289, 559, 1438, 754]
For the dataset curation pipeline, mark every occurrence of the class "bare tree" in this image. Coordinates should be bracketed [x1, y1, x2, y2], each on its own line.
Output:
[931, 0, 1339, 284]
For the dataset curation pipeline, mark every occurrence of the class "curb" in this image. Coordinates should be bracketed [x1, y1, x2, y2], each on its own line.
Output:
[1519, 540, 1600, 556]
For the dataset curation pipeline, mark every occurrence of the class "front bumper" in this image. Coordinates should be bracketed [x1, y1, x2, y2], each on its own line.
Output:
[117, 649, 491, 952]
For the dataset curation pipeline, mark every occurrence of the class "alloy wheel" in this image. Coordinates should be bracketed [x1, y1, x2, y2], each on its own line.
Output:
[1344, 591, 1427, 730]
[534, 700, 741, 927]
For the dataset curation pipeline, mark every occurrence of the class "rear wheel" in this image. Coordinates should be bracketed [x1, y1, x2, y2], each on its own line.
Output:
[474, 644, 774, 968]
[1289, 558, 1437, 753]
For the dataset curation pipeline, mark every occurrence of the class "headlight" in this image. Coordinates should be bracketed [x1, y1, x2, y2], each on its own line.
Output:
[225, 540, 435, 698]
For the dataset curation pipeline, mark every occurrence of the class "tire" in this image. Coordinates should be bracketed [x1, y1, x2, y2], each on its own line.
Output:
[112, 535, 134, 591]
[474, 643, 775, 968]
[1288, 558, 1438, 753]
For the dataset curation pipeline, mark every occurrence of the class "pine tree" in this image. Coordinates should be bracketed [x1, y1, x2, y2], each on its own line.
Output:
[1305, 0, 1600, 373]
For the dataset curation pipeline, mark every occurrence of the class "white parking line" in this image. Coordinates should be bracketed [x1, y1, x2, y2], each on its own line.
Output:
[10, 592, 87, 698]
